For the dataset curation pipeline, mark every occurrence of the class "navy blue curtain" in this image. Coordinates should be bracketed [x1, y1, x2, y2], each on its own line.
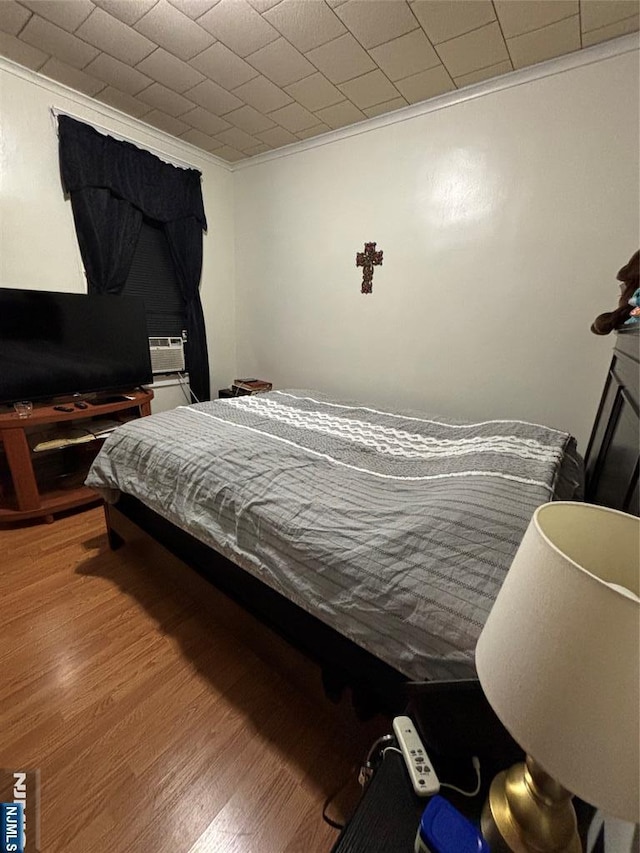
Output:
[58, 115, 210, 402]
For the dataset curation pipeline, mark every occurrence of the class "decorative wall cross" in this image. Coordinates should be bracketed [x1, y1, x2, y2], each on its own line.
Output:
[356, 242, 383, 294]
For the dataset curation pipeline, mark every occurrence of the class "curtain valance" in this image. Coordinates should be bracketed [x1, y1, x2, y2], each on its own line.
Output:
[58, 115, 207, 228]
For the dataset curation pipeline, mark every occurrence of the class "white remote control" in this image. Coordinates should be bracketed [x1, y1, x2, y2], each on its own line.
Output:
[392, 716, 440, 797]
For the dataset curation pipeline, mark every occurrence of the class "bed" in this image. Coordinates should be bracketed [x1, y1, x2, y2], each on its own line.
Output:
[87, 388, 584, 709]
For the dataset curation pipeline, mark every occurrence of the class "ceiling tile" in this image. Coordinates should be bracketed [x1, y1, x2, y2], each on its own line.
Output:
[285, 72, 344, 111]
[76, 8, 155, 65]
[216, 126, 260, 150]
[0, 30, 47, 67]
[246, 0, 282, 12]
[39, 56, 104, 94]
[264, 0, 346, 53]
[437, 22, 508, 78]
[198, 0, 279, 57]
[369, 28, 440, 82]
[143, 109, 190, 135]
[268, 101, 317, 131]
[411, 1, 496, 44]
[232, 74, 292, 111]
[334, 0, 418, 49]
[494, 1, 578, 38]
[20, 14, 99, 68]
[338, 69, 400, 108]
[92, 0, 157, 26]
[19, 1, 94, 33]
[179, 127, 224, 151]
[84, 52, 153, 95]
[508, 15, 580, 69]
[580, 0, 639, 31]
[181, 105, 232, 134]
[136, 48, 205, 92]
[0, 2, 31, 37]
[95, 85, 150, 117]
[362, 95, 407, 117]
[327, 0, 349, 7]
[243, 141, 271, 155]
[191, 42, 259, 88]
[134, 0, 212, 61]
[314, 99, 365, 128]
[257, 125, 298, 146]
[224, 104, 276, 133]
[394, 63, 454, 103]
[184, 78, 243, 114]
[296, 122, 330, 139]
[167, 0, 220, 19]
[454, 58, 513, 88]
[246, 37, 315, 86]
[214, 145, 247, 162]
[137, 81, 195, 116]
[582, 14, 639, 45]
[305, 33, 376, 84]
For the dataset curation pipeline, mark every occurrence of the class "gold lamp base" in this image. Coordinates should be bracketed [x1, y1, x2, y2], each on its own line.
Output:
[481, 755, 582, 853]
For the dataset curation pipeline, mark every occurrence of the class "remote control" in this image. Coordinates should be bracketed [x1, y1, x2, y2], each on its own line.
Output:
[54, 405, 74, 412]
[74, 402, 89, 409]
[392, 716, 440, 797]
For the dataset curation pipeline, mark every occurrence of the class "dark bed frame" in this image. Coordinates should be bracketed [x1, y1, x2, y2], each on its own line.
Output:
[105, 327, 639, 722]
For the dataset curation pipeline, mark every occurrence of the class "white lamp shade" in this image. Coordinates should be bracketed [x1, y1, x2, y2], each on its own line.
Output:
[476, 502, 640, 823]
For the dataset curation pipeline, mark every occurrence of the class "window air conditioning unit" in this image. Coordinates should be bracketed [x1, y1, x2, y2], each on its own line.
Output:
[148, 337, 185, 374]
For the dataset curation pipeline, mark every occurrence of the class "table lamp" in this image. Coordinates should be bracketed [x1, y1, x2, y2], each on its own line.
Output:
[475, 502, 639, 852]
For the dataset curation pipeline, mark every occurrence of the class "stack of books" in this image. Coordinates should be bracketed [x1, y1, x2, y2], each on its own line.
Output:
[231, 378, 272, 396]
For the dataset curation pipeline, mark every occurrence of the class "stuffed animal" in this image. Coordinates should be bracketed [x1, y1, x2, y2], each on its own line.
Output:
[591, 250, 640, 335]
[625, 287, 640, 325]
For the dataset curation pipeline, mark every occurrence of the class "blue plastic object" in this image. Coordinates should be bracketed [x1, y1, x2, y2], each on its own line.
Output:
[415, 796, 489, 853]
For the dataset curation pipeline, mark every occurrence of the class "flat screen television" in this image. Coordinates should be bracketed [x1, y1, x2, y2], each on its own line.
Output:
[0, 288, 153, 404]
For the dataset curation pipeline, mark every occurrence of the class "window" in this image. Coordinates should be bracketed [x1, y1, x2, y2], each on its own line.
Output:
[122, 217, 185, 338]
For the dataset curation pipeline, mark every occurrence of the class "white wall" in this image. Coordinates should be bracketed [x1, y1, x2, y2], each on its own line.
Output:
[234, 47, 639, 452]
[0, 62, 237, 396]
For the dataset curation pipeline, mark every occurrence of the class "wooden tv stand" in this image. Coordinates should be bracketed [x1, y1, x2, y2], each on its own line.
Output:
[0, 388, 153, 524]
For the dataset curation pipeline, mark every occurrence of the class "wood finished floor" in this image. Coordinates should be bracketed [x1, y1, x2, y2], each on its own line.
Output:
[0, 508, 389, 853]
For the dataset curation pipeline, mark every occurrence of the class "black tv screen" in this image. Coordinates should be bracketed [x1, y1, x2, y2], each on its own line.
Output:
[0, 289, 153, 404]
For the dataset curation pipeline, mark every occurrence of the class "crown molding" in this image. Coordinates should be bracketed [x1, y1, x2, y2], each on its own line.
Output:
[0, 54, 233, 173]
[233, 32, 639, 172]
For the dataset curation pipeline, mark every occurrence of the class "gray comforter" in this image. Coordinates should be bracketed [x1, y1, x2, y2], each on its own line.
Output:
[87, 390, 583, 681]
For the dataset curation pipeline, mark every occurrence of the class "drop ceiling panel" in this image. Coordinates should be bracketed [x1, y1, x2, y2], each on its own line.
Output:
[84, 52, 153, 96]
[305, 32, 376, 83]
[394, 63, 455, 103]
[246, 37, 315, 86]
[134, 0, 213, 61]
[0, 2, 32, 37]
[136, 47, 206, 92]
[93, 0, 158, 27]
[198, 0, 279, 57]
[191, 42, 259, 89]
[19, 0, 94, 33]
[333, 0, 418, 49]
[39, 56, 104, 95]
[494, 0, 578, 38]
[76, 8, 156, 65]
[369, 28, 440, 82]
[264, 0, 346, 53]
[2, 0, 637, 163]
[508, 15, 581, 69]
[20, 15, 99, 68]
[410, 0, 496, 44]
[284, 72, 345, 111]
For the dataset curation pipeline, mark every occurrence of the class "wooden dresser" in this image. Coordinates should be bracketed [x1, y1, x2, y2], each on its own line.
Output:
[584, 328, 639, 515]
